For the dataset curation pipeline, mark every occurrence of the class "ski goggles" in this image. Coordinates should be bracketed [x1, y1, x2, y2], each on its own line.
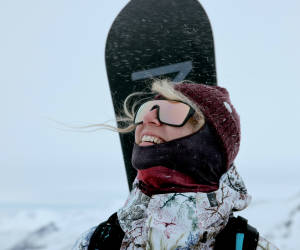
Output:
[134, 100, 195, 127]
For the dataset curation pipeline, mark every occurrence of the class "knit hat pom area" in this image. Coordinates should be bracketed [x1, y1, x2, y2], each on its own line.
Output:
[174, 83, 241, 170]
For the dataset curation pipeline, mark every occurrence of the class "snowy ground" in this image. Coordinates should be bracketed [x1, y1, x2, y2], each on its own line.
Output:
[0, 197, 125, 250]
[1, 188, 300, 250]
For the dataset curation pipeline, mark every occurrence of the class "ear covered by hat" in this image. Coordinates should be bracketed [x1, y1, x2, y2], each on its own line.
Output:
[174, 83, 241, 170]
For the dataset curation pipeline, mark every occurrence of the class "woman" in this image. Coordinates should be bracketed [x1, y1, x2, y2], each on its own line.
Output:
[73, 80, 278, 250]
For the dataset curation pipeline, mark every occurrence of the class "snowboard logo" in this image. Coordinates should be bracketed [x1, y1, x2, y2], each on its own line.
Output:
[131, 61, 193, 82]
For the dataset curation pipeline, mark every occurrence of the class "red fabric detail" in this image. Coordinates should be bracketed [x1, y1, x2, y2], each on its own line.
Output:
[137, 166, 218, 196]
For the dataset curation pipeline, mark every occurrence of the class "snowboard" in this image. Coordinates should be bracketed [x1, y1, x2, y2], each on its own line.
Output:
[105, 0, 217, 190]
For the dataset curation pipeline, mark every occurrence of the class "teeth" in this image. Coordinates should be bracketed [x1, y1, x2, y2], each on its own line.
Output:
[141, 135, 163, 144]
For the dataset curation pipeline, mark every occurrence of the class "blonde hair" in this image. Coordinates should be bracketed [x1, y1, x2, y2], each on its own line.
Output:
[68, 79, 205, 133]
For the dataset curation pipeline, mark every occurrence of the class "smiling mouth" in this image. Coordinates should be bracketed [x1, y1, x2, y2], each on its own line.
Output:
[140, 135, 164, 146]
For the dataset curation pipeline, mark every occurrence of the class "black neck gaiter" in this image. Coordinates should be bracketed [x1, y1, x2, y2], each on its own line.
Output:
[131, 123, 226, 186]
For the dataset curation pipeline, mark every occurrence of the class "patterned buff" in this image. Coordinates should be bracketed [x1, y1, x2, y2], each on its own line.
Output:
[117, 165, 251, 250]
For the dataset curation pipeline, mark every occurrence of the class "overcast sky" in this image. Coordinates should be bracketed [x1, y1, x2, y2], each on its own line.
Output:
[0, 0, 299, 208]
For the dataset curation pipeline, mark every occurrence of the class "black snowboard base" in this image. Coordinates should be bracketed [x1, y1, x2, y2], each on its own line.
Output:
[105, 0, 217, 190]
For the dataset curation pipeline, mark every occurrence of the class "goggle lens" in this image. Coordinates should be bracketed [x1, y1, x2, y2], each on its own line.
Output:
[134, 100, 193, 127]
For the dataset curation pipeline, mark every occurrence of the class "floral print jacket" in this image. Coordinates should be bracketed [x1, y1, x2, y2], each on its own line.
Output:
[73, 165, 279, 250]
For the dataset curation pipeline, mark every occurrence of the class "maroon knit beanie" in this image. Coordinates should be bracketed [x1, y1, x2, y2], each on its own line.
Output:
[174, 83, 241, 170]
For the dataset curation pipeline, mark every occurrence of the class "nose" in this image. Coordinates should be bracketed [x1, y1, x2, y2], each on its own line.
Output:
[142, 107, 161, 126]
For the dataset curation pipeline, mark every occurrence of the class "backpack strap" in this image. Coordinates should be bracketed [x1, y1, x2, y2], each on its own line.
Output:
[88, 212, 124, 250]
[88, 213, 258, 250]
[214, 215, 259, 250]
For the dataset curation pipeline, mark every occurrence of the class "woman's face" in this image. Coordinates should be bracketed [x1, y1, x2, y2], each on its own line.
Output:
[135, 105, 198, 146]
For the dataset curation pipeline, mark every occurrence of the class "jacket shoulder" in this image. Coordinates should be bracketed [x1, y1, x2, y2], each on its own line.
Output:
[72, 226, 97, 250]
[72, 212, 124, 250]
[257, 235, 280, 250]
